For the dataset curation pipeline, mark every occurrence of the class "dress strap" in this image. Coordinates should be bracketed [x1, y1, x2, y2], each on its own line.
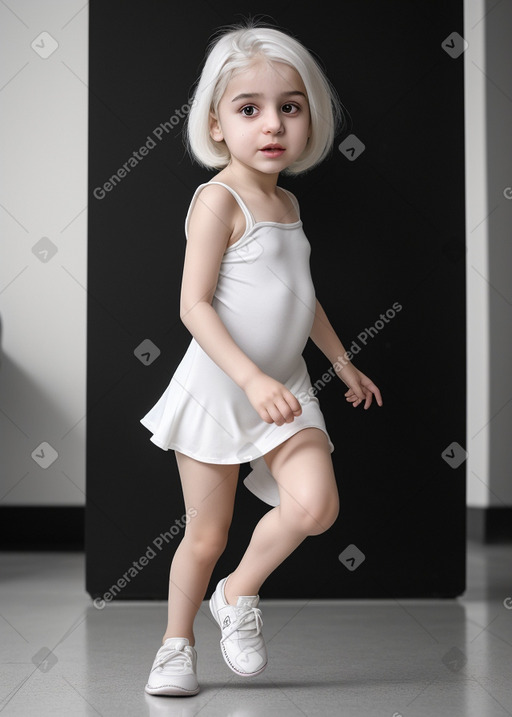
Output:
[184, 181, 255, 240]
[207, 181, 256, 227]
[277, 186, 301, 221]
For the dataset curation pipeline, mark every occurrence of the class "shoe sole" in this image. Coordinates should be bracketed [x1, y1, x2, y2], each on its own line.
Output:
[145, 683, 200, 696]
[209, 584, 268, 678]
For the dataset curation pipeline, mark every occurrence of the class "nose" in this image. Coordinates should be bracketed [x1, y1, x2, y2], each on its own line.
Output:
[262, 108, 283, 135]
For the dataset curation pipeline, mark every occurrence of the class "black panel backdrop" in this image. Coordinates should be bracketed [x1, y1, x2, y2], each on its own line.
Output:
[86, 1, 466, 601]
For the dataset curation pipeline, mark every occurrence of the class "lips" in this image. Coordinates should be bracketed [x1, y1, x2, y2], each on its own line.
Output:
[260, 144, 285, 157]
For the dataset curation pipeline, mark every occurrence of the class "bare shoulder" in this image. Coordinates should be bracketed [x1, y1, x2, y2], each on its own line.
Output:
[188, 183, 239, 234]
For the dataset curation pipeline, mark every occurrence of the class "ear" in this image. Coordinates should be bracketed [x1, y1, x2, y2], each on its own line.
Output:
[209, 111, 224, 142]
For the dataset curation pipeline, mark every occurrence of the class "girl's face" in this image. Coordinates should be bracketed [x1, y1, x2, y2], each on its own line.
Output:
[210, 57, 311, 176]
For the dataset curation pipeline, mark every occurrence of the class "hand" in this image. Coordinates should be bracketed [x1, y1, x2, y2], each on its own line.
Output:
[243, 372, 302, 425]
[335, 363, 383, 410]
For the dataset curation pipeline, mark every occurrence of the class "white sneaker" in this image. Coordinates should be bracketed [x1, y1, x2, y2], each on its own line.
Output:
[209, 575, 267, 677]
[145, 637, 199, 696]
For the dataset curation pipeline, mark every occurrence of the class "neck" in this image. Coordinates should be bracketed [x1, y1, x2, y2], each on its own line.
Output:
[216, 158, 280, 195]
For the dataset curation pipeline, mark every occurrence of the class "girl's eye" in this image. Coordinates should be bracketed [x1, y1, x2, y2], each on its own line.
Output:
[241, 105, 257, 117]
[282, 103, 299, 114]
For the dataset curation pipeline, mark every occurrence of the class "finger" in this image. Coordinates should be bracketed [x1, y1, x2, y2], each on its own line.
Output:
[355, 392, 366, 408]
[266, 402, 287, 425]
[276, 395, 301, 423]
[345, 387, 362, 400]
[283, 388, 302, 415]
[364, 380, 383, 407]
[260, 407, 275, 424]
[373, 387, 383, 406]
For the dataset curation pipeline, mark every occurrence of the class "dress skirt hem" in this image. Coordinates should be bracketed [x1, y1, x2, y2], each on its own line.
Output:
[140, 415, 334, 507]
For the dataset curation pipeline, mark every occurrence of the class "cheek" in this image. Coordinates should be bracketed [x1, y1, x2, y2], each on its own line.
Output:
[297, 117, 311, 140]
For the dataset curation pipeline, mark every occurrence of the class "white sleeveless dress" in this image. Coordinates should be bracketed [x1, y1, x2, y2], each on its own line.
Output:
[140, 181, 334, 506]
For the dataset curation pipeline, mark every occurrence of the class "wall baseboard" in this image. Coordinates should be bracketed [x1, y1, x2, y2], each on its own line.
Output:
[0, 507, 84, 550]
[467, 507, 512, 543]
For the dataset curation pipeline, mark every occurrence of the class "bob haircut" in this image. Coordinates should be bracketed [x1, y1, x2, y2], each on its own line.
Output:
[185, 22, 345, 175]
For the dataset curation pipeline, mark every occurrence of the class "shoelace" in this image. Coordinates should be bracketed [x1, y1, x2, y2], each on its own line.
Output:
[222, 605, 263, 641]
[152, 646, 193, 672]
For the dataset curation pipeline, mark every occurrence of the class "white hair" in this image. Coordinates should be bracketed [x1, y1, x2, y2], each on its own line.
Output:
[185, 22, 345, 175]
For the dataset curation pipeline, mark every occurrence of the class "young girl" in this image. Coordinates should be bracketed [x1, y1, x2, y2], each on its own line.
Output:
[141, 21, 382, 696]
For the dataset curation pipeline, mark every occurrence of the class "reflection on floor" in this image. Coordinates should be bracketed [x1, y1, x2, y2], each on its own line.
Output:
[0, 541, 511, 716]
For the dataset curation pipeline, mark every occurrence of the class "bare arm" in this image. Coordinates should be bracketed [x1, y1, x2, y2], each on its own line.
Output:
[180, 184, 261, 389]
[309, 298, 383, 409]
[309, 298, 351, 367]
[179, 184, 302, 424]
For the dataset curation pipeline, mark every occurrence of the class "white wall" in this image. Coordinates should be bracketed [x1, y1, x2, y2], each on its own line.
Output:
[485, 0, 512, 505]
[465, 0, 512, 507]
[0, 1, 510, 509]
[0, 1, 88, 504]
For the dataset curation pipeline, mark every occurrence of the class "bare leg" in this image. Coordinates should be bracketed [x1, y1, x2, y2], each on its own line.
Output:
[224, 428, 339, 604]
[162, 452, 239, 646]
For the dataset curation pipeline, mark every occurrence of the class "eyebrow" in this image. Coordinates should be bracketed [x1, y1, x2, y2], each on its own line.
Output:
[231, 91, 307, 103]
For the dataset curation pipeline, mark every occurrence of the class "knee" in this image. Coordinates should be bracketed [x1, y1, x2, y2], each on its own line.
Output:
[184, 526, 229, 563]
[306, 503, 339, 536]
[285, 496, 339, 537]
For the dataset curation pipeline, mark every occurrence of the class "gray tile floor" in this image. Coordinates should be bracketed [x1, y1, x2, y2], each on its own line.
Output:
[1, 541, 511, 716]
